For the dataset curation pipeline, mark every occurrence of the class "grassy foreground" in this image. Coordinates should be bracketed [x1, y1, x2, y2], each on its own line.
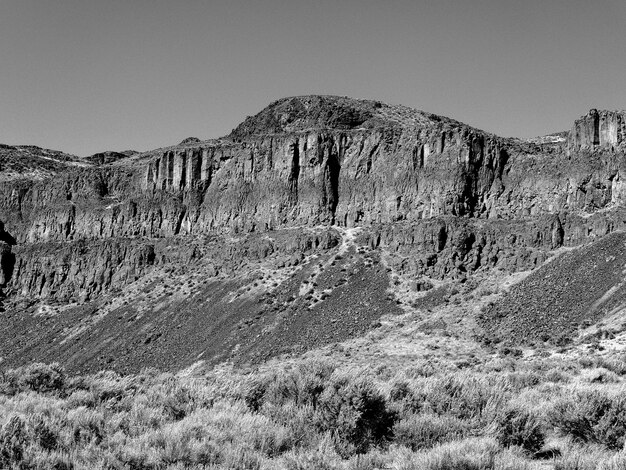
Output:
[2, 351, 626, 469]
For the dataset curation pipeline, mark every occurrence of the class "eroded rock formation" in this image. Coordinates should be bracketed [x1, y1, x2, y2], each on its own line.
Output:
[568, 109, 626, 152]
[0, 96, 625, 362]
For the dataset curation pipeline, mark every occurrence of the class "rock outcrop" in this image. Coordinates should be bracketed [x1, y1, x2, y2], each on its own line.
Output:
[1, 97, 626, 302]
[568, 109, 626, 152]
[1, 95, 626, 370]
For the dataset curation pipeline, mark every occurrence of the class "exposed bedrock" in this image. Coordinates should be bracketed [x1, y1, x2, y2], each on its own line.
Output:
[362, 208, 626, 280]
[1, 97, 626, 302]
[0, 222, 16, 290]
[5, 207, 624, 303]
[568, 109, 626, 152]
[2, 227, 342, 303]
[10, 239, 156, 302]
[141, 127, 509, 231]
[0, 135, 601, 245]
[3, 110, 626, 245]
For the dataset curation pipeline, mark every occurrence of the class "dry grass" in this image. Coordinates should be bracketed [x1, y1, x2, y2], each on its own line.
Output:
[1, 347, 626, 469]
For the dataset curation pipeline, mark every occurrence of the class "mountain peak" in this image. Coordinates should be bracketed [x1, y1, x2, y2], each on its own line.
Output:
[228, 95, 459, 140]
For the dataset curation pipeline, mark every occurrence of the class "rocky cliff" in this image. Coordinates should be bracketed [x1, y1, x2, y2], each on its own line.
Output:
[1, 96, 625, 370]
[568, 109, 626, 152]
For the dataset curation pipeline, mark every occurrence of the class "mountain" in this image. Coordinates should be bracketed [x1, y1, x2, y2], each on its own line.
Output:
[0, 95, 625, 372]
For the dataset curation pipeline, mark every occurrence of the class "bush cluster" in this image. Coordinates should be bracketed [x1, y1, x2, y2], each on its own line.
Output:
[1, 355, 626, 469]
[550, 389, 626, 450]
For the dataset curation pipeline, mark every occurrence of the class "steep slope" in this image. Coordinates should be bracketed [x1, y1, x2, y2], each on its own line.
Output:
[0, 96, 625, 371]
[479, 230, 626, 345]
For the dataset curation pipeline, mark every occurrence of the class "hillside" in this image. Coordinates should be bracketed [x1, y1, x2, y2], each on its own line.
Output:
[480, 229, 626, 345]
[0, 96, 626, 372]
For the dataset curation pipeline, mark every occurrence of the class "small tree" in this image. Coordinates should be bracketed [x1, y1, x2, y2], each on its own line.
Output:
[496, 405, 545, 454]
[316, 375, 396, 456]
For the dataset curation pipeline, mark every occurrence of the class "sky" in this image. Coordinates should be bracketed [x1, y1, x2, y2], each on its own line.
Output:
[1, 0, 626, 156]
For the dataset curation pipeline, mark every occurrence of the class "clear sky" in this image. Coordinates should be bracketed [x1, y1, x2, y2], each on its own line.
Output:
[2, 0, 625, 156]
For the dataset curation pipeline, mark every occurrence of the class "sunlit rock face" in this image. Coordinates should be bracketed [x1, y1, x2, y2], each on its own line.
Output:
[568, 109, 626, 152]
[1, 96, 626, 304]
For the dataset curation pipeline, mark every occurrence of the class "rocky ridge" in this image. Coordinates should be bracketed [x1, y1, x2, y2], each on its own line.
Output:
[1, 95, 625, 370]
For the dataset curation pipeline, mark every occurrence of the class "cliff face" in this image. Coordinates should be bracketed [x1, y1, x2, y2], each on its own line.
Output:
[1, 96, 626, 370]
[141, 126, 507, 229]
[1, 98, 626, 301]
[568, 109, 626, 152]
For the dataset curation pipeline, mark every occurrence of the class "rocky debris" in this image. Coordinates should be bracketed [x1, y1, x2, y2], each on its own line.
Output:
[229, 96, 380, 139]
[1, 96, 626, 370]
[479, 231, 626, 345]
[0, 96, 625, 299]
[0, 229, 394, 373]
[409, 279, 433, 292]
[234, 247, 403, 364]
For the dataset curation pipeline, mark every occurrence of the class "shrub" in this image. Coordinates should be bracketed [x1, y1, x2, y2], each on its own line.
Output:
[389, 380, 413, 403]
[244, 377, 269, 412]
[495, 406, 545, 454]
[161, 384, 196, 420]
[600, 355, 626, 375]
[388, 379, 426, 416]
[553, 444, 614, 470]
[504, 371, 542, 390]
[550, 389, 626, 450]
[390, 437, 499, 470]
[598, 452, 626, 470]
[422, 374, 508, 426]
[280, 448, 341, 470]
[494, 447, 545, 469]
[394, 413, 468, 451]
[581, 368, 620, 384]
[0, 416, 26, 468]
[217, 444, 263, 470]
[316, 375, 396, 456]
[256, 360, 336, 410]
[1, 363, 66, 395]
[29, 414, 58, 451]
[260, 402, 317, 449]
[345, 451, 388, 470]
[293, 360, 336, 407]
[68, 408, 105, 445]
[26, 451, 74, 470]
[544, 368, 572, 383]
[23, 363, 67, 393]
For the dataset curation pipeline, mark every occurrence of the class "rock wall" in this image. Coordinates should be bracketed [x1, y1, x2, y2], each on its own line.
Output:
[140, 126, 509, 233]
[4, 111, 626, 246]
[366, 208, 626, 280]
[3, 228, 341, 303]
[2, 97, 626, 303]
[136, 125, 626, 235]
[568, 109, 626, 152]
[10, 239, 156, 302]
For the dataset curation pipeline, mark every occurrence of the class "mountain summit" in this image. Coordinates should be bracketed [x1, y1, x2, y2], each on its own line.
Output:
[228, 95, 463, 139]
